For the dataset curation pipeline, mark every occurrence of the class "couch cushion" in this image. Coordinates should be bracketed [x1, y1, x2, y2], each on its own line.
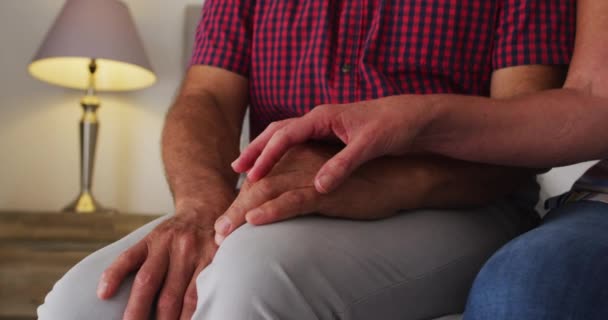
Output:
[536, 161, 598, 214]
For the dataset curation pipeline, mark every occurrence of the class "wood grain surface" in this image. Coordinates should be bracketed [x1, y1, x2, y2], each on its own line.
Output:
[0, 211, 158, 320]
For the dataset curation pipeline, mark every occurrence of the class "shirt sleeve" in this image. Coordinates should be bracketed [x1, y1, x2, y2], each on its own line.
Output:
[493, 0, 576, 70]
[189, 0, 254, 77]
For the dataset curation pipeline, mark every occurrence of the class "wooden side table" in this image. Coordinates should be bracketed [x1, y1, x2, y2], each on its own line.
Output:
[0, 211, 159, 320]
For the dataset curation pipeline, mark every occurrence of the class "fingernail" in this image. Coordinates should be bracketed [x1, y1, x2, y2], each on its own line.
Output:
[215, 233, 225, 246]
[246, 209, 263, 222]
[231, 159, 239, 170]
[215, 216, 232, 235]
[97, 281, 108, 298]
[316, 175, 333, 193]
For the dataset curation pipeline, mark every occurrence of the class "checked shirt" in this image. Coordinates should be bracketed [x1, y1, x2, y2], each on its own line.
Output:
[191, 0, 575, 137]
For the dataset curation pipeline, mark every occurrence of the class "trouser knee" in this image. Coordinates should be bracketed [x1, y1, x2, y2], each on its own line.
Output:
[37, 255, 134, 320]
[37, 216, 168, 320]
[193, 222, 337, 319]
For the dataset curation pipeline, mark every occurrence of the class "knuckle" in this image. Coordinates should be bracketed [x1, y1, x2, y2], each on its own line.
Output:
[268, 127, 293, 147]
[228, 202, 247, 218]
[287, 192, 307, 206]
[117, 249, 136, 262]
[273, 129, 292, 144]
[153, 233, 170, 246]
[329, 157, 349, 173]
[255, 179, 274, 195]
[157, 292, 177, 311]
[310, 104, 328, 114]
[148, 229, 164, 240]
[267, 121, 283, 130]
[134, 271, 154, 287]
[183, 289, 198, 307]
[177, 233, 197, 252]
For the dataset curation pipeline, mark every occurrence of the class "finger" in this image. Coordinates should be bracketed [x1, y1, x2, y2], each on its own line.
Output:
[179, 264, 206, 320]
[98, 240, 147, 300]
[156, 244, 196, 320]
[123, 245, 169, 320]
[315, 138, 377, 193]
[245, 189, 317, 225]
[214, 177, 284, 243]
[246, 117, 326, 182]
[232, 120, 290, 173]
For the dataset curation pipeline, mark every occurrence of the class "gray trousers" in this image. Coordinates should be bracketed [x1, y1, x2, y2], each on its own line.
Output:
[37, 202, 535, 320]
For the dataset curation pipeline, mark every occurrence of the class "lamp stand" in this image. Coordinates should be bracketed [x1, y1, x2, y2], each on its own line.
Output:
[63, 59, 107, 214]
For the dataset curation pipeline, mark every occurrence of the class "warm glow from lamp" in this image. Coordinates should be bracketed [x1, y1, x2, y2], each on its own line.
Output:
[28, 0, 157, 213]
[29, 57, 156, 92]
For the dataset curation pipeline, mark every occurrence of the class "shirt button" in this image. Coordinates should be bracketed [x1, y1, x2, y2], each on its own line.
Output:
[341, 64, 352, 73]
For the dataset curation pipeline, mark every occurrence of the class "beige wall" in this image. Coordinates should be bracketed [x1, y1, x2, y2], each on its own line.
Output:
[0, 0, 204, 214]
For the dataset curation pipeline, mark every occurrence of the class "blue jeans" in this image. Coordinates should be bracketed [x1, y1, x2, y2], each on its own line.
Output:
[463, 201, 608, 320]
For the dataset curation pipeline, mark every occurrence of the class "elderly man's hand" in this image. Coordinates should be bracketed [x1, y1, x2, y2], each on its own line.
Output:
[214, 143, 405, 244]
[231, 95, 436, 194]
[97, 202, 228, 320]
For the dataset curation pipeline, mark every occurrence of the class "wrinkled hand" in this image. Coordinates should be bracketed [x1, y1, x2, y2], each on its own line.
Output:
[232, 95, 433, 193]
[215, 144, 403, 244]
[97, 208, 219, 320]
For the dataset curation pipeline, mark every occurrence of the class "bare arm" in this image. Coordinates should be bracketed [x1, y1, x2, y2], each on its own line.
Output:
[416, 0, 608, 167]
[354, 65, 567, 208]
[162, 65, 248, 221]
[98, 65, 249, 320]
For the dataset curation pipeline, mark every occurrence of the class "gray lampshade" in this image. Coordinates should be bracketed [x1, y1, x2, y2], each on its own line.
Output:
[29, 0, 156, 92]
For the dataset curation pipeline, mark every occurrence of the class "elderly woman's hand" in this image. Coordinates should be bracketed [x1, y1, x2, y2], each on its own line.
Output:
[232, 95, 436, 193]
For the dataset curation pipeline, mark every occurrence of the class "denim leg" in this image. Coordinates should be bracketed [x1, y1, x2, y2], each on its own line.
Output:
[463, 201, 608, 320]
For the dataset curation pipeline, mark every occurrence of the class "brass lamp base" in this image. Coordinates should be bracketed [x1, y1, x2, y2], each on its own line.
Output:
[62, 60, 116, 215]
[63, 191, 106, 214]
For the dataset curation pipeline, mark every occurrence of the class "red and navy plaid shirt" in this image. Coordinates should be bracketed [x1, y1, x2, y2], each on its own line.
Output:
[191, 0, 575, 137]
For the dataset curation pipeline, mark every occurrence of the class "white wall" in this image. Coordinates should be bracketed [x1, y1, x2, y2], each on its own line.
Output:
[0, 0, 205, 214]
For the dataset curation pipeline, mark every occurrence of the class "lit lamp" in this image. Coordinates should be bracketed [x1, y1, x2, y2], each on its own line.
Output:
[28, 0, 156, 213]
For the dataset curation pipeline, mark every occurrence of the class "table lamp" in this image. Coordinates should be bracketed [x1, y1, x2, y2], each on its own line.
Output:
[28, 0, 156, 213]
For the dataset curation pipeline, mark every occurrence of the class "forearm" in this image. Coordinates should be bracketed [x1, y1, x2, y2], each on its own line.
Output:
[417, 89, 608, 167]
[418, 0, 608, 168]
[162, 90, 241, 222]
[366, 155, 538, 209]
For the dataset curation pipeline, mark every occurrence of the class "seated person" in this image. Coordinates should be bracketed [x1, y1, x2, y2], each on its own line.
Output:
[37, 0, 575, 319]
[234, 1, 608, 319]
